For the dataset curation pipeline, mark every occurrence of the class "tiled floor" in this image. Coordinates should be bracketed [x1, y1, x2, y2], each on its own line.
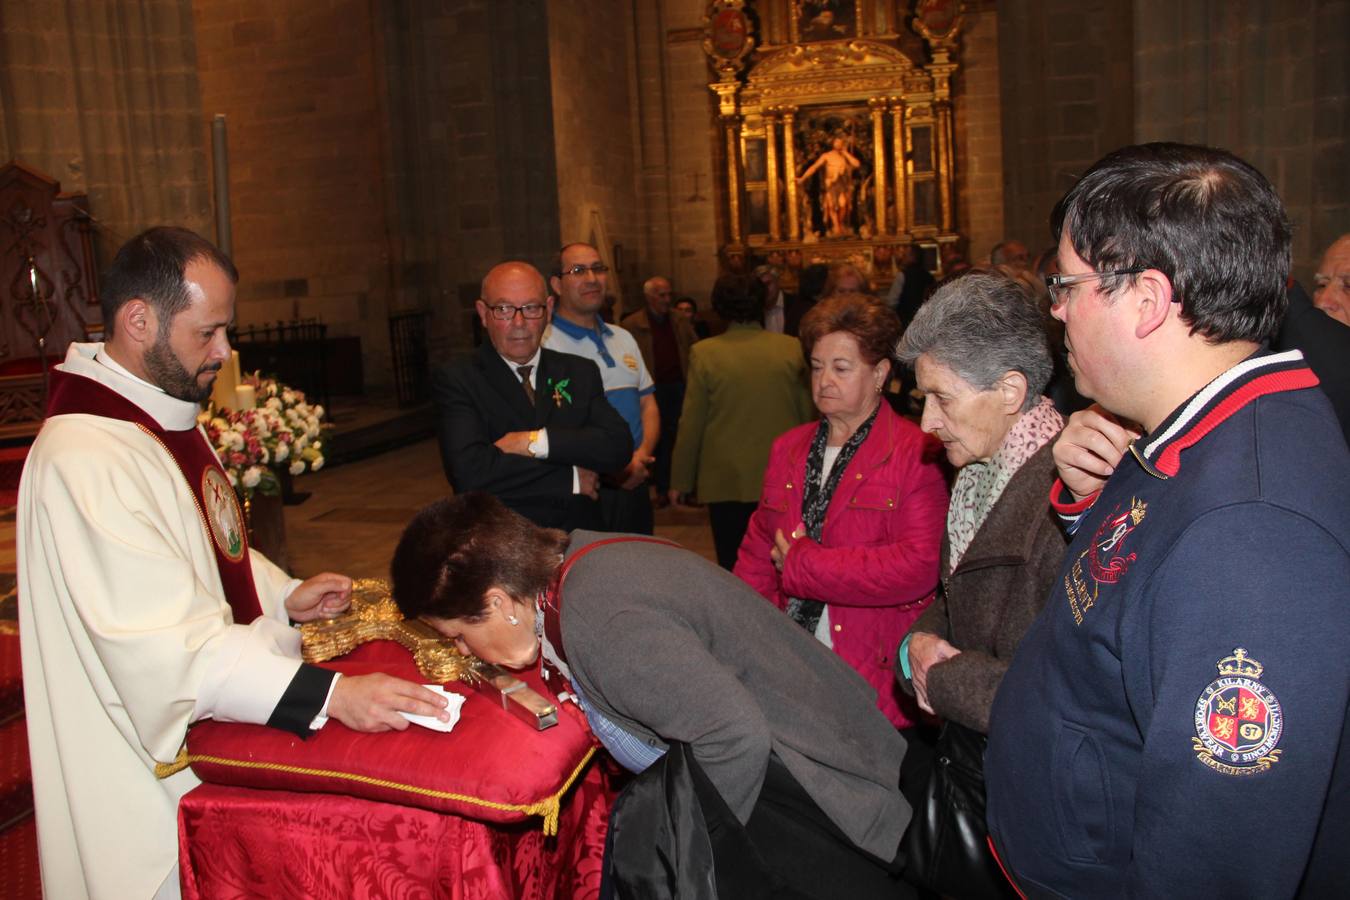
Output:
[282, 438, 719, 581]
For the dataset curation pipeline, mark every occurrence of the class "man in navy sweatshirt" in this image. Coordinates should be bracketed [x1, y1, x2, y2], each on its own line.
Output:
[985, 143, 1349, 898]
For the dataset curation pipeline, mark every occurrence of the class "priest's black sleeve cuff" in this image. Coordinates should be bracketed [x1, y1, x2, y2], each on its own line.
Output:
[265, 663, 336, 738]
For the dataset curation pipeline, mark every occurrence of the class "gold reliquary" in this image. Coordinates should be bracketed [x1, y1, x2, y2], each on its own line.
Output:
[300, 579, 560, 730]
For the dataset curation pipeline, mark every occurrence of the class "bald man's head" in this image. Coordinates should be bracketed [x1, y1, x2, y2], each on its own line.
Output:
[481, 261, 548, 302]
[1314, 234, 1350, 327]
[477, 261, 552, 365]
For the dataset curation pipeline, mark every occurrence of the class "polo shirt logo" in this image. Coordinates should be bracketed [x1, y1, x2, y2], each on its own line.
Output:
[623, 353, 638, 372]
[1064, 497, 1147, 625]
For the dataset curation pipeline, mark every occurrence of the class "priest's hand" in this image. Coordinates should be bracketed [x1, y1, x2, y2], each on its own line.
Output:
[328, 673, 450, 732]
[286, 572, 353, 622]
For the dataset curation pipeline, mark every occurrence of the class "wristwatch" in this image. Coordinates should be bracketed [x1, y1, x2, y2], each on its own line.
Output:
[527, 430, 541, 457]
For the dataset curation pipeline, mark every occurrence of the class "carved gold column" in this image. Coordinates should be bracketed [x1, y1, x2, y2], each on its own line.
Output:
[766, 110, 781, 241]
[891, 99, 907, 236]
[782, 106, 800, 241]
[936, 99, 953, 232]
[869, 97, 888, 237]
[724, 117, 742, 244]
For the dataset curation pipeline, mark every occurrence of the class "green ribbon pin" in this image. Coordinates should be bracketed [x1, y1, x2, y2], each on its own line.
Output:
[548, 377, 572, 407]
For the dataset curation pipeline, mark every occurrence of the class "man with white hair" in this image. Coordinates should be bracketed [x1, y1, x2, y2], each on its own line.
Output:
[622, 275, 698, 503]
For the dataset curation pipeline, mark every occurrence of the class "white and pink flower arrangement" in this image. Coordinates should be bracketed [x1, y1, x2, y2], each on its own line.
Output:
[200, 373, 328, 500]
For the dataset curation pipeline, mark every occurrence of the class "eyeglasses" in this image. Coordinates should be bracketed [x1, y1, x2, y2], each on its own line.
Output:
[1045, 267, 1145, 308]
[486, 303, 548, 321]
[562, 263, 609, 277]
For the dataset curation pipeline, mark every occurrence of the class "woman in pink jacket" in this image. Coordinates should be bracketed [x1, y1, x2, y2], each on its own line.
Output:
[735, 293, 948, 728]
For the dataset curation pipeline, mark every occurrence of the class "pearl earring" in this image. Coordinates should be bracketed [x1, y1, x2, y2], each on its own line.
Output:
[507, 614, 519, 626]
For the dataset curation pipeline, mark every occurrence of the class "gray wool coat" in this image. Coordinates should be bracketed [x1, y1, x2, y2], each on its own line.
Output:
[896, 441, 1068, 734]
[560, 531, 912, 862]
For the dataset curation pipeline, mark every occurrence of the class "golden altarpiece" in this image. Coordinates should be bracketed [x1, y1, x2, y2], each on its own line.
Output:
[703, 0, 964, 287]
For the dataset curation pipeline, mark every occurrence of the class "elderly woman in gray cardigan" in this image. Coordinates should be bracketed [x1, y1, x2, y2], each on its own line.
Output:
[894, 273, 1069, 733]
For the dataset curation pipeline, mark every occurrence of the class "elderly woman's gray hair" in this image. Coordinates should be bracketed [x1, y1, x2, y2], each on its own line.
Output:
[896, 272, 1053, 412]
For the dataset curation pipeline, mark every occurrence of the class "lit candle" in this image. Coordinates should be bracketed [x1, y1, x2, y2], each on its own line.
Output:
[210, 352, 239, 410]
[234, 384, 256, 410]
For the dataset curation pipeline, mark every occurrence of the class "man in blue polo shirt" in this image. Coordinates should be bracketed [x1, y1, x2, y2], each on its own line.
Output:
[545, 242, 659, 534]
[983, 143, 1349, 898]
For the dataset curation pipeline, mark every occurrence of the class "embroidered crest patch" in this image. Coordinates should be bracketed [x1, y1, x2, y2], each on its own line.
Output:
[1192, 648, 1283, 776]
[1088, 497, 1146, 583]
[1065, 496, 1146, 624]
[202, 467, 246, 562]
[623, 353, 639, 372]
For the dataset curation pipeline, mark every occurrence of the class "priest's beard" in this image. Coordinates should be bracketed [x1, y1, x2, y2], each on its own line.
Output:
[144, 332, 221, 403]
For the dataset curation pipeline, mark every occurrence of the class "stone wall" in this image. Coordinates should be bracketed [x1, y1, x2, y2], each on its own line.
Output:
[997, 0, 1349, 283]
[547, 0, 646, 313]
[952, 1, 1005, 263]
[652, 2, 722, 308]
[0, 0, 212, 266]
[1133, 0, 1350, 283]
[376, 1, 560, 362]
[996, 0, 1135, 255]
[192, 0, 398, 385]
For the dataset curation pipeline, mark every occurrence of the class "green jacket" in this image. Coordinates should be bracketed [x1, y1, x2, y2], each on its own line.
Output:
[670, 322, 814, 503]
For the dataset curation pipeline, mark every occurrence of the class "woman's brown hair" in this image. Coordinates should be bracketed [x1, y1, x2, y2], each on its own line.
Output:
[390, 493, 568, 621]
[798, 292, 901, 367]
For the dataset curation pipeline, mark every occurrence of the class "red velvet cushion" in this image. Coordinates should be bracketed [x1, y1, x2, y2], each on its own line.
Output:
[183, 640, 598, 832]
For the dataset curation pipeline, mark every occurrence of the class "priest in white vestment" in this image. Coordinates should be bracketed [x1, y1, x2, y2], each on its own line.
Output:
[18, 227, 450, 900]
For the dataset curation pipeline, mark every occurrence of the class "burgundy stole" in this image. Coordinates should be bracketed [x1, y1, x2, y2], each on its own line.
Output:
[540, 535, 679, 671]
[46, 369, 265, 624]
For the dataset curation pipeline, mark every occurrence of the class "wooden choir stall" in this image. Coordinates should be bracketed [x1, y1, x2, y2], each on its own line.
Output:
[0, 161, 100, 441]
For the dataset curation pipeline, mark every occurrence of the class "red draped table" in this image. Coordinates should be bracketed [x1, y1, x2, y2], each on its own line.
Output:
[176, 641, 611, 899]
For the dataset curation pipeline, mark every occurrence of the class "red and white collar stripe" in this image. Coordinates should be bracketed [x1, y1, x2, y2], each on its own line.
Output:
[1133, 349, 1317, 478]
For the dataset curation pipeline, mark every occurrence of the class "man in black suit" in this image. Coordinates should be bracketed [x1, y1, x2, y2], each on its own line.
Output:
[432, 261, 632, 530]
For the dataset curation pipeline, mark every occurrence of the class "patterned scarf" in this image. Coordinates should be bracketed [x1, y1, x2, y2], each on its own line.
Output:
[946, 396, 1063, 572]
[786, 402, 881, 632]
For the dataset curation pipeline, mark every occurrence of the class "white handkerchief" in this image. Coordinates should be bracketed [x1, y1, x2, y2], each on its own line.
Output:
[398, 685, 466, 733]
